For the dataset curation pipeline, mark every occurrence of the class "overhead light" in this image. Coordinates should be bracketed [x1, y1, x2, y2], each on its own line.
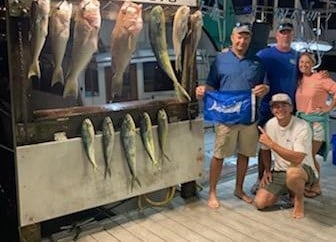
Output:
[308, 41, 333, 52]
[291, 41, 309, 52]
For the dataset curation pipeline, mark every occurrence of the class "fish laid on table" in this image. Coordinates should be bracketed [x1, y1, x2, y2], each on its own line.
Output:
[140, 112, 159, 169]
[110, 1, 143, 99]
[121, 113, 141, 191]
[182, 10, 203, 96]
[49, 0, 72, 86]
[157, 108, 171, 163]
[172, 5, 190, 73]
[81, 118, 98, 170]
[149, 5, 191, 103]
[63, 0, 101, 98]
[102, 116, 115, 178]
[28, 0, 50, 79]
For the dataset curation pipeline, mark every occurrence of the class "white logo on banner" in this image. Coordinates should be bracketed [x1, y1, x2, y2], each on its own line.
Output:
[208, 101, 243, 114]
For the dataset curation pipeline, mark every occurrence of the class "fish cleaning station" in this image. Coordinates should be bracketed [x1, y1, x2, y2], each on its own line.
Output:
[1, 0, 336, 241]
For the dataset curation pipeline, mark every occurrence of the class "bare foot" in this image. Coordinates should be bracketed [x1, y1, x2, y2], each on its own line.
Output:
[234, 190, 253, 204]
[292, 197, 304, 219]
[208, 192, 220, 209]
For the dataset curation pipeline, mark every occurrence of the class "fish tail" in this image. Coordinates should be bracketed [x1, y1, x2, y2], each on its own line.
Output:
[130, 176, 141, 192]
[28, 60, 41, 79]
[111, 73, 123, 98]
[104, 165, 112, 178]
[51, 66, 64, 86]
[174, 82, 191, 102]
[175, 54, 182, 73]
[63, 77, 78, 98]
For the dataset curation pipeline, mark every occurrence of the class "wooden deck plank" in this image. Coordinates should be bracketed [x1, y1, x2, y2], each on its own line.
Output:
[90, 230, 120, 242]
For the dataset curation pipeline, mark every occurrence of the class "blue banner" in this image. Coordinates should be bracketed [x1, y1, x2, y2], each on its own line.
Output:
[203, 90, 256, 125]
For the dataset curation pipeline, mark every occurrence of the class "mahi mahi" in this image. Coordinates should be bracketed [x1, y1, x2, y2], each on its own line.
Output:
[149, 6, 191, 103]
[172, 5, 190, 73]
[49, 0, 72, 86]
[63, 0, 101, 98]
[121, 113, 141, 191]
[102, 116, 115, 178]
[140, 112, 159, 169]
[81, 118, 98, 170]
[157, 108, 171, 163]
[110, 1, 143, 99]
[28, 0, 50, 79]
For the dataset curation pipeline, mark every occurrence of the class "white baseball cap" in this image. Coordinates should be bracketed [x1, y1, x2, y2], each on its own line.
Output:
[269, 93, 292, 106]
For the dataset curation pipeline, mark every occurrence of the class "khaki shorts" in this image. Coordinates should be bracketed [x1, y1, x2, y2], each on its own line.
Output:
[312, 122, 325, 141]
[213, 123, 258, 159]
[265, 164, 318, 196]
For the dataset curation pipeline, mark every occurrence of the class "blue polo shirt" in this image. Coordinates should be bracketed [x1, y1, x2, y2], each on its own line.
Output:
[206, 49, 266, 91]
[257, 46, 299, 124]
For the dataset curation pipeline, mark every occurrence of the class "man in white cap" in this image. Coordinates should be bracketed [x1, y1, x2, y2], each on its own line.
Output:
[254, 93, 318, 219]
[196, 22, 269, 208]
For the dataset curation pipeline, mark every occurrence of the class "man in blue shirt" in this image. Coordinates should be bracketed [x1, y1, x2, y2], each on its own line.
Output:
[196, 23, 269, 208]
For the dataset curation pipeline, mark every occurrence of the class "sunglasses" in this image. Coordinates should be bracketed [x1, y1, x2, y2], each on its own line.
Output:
[235, 22, 252, 30]
[278, 22, 293, 31]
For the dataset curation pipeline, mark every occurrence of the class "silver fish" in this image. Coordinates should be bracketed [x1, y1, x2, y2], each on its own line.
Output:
[157, 108, 171, 163]
[28, 0, 50, 79]
[81, 118, 97, 170]
[63, 0, 101, 98]
[102, 116, 115, 178]
[149, 6, 191, 103]
[110, 1, 143, 99]
[49, 0, 72, 86]
[172, 5, 190, 73]
[121, 113, 141, 191]
[140, 112, 159, 168]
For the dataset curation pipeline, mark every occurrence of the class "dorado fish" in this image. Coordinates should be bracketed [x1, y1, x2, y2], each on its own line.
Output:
[140, 112, 159, 168]
[81, 118, 97, 170]
[110, 1, 143, 99]
[50, 0, 72, 86]
[182, 10, 203, 96]
[63, 0, 101, 98]
[121, 113, 141, 191]
[149, 6, 191, 103]
[157, 108, 171, 163]
[172, 5, 190, 73]
[28, 0, 50, 79]
[102, 116, 115, 178]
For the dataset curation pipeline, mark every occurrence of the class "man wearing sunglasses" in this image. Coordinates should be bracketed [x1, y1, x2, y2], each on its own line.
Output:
[195, 22, 269, 208]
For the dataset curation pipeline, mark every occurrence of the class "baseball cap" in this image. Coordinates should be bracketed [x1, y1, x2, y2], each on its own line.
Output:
[232, 22, 252, 34]
[269, 93, 292, 106]
[277, 21, 294, 32]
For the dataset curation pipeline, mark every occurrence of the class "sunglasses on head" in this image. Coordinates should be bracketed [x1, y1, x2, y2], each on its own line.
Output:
[235, 22, 252, 30]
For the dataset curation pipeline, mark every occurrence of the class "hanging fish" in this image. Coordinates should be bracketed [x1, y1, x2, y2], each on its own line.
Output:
[172, 5, 190, 73]
[120, 114, 141, 191]
[49, 0, 72, 86]
[140, 112, 159, 169]
[149, 5, 191, 103]
[102, 116, 115, 178]
[157, 108, 171, 163]
[63, 0, 101, 98]
[81, 118, 98, 170]
[110, 1, 143, 99]
[28, 0, 50, 79]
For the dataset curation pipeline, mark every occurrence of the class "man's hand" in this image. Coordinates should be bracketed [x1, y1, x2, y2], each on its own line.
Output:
[252, 84, 269, 97]
[260, 170, 272, 188]
[258, 126, 273, 149]
[195, 85, 206, 100]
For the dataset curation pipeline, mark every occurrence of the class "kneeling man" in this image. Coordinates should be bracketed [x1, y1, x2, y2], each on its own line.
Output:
[254, 93, 318, 218]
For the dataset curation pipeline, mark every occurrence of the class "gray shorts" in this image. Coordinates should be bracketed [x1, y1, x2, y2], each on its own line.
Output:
[265, 164, 318, 196]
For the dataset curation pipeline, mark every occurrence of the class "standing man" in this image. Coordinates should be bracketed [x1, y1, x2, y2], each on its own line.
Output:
[251, 21, 299, 194]
[255, 93, 318, 219]
[196, 22, 269, 208]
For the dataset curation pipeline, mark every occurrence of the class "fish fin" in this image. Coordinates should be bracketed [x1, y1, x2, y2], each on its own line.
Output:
[28, 60, 41, 79]
[63, 77, 78, 98]
[111, 73, 123, 98]
[51, 67, 64, 86]
[135, 176, 142, 187]
[164, 153, 172, 162]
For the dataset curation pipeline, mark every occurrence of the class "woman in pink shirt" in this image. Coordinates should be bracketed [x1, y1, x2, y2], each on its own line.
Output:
[296, 52, 336, 198]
